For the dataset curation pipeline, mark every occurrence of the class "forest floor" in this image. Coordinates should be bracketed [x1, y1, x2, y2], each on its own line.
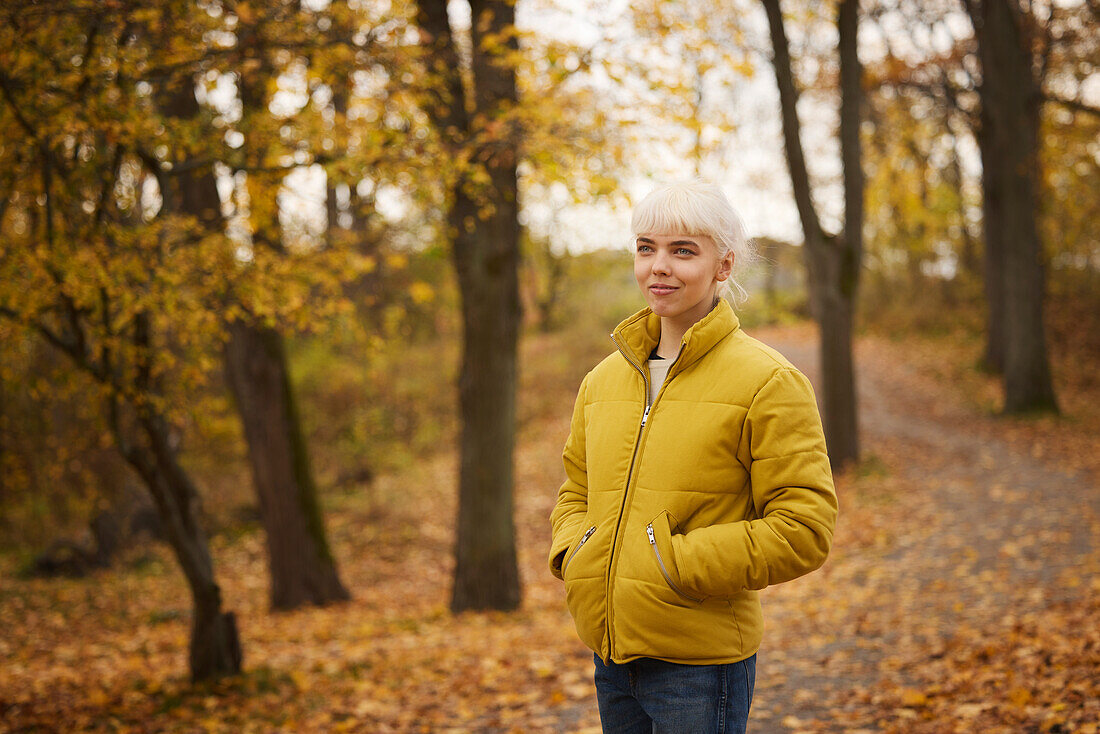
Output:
[1, 322, 1098, 733]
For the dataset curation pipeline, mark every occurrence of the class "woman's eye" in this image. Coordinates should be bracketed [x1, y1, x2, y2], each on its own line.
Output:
[636, 244, 653, 253]
[676, 247, 694, 255]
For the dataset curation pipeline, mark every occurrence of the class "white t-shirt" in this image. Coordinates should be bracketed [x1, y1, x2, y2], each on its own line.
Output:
[647, 358, 672, 406]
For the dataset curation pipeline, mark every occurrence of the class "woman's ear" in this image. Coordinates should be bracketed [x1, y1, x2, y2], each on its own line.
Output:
[716, 252, 734, 282]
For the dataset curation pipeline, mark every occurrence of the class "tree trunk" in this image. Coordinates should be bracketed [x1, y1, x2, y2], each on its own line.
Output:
[415, 0, 522, 611]
[533, 237, 569, 333]
[966, 0, 1058, 411]
[762, 0, 862, 468]
[449, 176, 523, 613]
[142, 77, 243, 683]
[807, 243, 860, 466]
[224, 321, 351, 608]
[326, 66, 351, 249]
[452, 0, 523, 612]
[139, 415, 242, 680]
[833, 0, 862, 463]
[978, 119, 1008, 372]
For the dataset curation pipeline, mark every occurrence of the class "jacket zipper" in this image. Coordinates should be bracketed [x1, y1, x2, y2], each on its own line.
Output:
[605, 333, 684, 659]
[562, 525, 597, 574]
[647, 523, 703, 602]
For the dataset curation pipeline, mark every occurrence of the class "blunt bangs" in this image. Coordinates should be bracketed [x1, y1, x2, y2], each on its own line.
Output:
[632, 187, 723, 241]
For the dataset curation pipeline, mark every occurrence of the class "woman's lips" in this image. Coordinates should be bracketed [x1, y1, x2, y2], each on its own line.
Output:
[650, 284, 678, 295]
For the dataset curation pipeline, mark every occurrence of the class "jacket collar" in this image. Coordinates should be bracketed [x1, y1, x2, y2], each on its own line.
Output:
[611, 298, 741, 374]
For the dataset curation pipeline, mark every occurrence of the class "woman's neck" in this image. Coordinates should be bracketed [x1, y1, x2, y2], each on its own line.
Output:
[655, 297, 718, 359]
[655, 322, 686, 359]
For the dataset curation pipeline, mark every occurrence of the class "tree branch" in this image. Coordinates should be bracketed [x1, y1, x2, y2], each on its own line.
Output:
[0, 72, 55, 166]
[760, 0, 826, 245]
[0, 306, 65, 350]
[838, 0, 863, 280]
[93, 144, 126, 225]
[413, 0, 470, 141]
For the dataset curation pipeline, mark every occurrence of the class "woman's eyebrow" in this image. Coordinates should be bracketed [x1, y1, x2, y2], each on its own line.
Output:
[635, 237, 699, 246]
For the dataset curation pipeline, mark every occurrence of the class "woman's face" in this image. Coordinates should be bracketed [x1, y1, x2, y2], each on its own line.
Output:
[634, 233, 732, 328]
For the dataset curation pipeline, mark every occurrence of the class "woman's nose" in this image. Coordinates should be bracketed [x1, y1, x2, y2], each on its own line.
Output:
[652, 252, 671, 275]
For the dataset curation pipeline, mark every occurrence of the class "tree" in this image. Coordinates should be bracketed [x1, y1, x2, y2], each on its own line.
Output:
[216, 0, 350, 610]
[762, 0, 864, 468]
[0, 2, 242, 680]
[0, 0, 394, 674]
[962, 0, 1058, 412]
[523, 227, 571, 333]
[414, 0, 523, 611]
[627, 0, 756, 178]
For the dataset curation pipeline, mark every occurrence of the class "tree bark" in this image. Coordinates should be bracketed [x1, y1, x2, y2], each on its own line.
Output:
[978, 120, 1008, 372]
[449, 176, 523, 613]
[223, 321, 351, 608]
[965, 0, 1058, 411]
[806, 241, 860, 467]
[122, 411, 242, 681]
[834, 0, 863, 463]
[762, 0, 861, 468]
[416, 0, 522, 611]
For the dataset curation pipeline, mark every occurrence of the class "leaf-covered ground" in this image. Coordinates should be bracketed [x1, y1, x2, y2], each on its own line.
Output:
[2, 324, 1097, 733]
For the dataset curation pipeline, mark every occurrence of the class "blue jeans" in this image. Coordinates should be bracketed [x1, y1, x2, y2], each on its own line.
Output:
[593, 653, 756, 733]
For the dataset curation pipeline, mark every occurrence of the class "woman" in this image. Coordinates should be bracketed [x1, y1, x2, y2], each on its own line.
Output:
[548, 181, 838, 733]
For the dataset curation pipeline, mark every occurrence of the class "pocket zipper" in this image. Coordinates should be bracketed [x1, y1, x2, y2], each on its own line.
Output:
[563, 526, 597, 574]
[647, 523, 703, 602]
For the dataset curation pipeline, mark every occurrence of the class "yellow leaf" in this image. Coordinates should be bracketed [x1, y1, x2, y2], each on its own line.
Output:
[409, 282, 435, 304]
[955, 702, 987, 717]
[289, 669, 309, 691]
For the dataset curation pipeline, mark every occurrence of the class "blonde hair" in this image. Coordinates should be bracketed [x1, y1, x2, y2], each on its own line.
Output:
[631, 180, 756, 303]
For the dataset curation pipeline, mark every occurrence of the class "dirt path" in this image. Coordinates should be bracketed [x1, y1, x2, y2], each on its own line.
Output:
[743, 330, 1100, 732]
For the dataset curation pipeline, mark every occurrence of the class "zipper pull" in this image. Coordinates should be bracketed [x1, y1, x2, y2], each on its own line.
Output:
[646, 524, 656, 544]
[641, 404, 651, 426]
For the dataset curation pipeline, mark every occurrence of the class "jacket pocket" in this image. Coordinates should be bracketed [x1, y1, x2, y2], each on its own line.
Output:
[562, 524, 597, 578]
[646, 511, 703, 603]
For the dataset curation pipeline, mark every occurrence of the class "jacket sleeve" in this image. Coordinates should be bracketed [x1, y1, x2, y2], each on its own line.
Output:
[670, 367, 838, 599]
[548, 374, 591, 580]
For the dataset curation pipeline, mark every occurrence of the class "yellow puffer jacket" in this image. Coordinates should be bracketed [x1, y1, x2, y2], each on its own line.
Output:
[549, 300, 838, 665]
